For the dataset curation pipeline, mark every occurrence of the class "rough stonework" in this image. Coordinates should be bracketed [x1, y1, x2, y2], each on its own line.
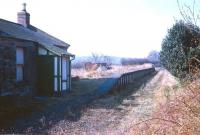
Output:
[0, 40, 16, 95]
[0, 38, 37, 96]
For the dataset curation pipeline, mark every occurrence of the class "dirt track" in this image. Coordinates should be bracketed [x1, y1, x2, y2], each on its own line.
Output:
[48, 69, 178, 134]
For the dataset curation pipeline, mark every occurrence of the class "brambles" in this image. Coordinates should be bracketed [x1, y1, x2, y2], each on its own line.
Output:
[129, 67, 200, 134]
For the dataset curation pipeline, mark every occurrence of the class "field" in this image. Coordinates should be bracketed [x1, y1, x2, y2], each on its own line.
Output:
[72, 64, 153, 78]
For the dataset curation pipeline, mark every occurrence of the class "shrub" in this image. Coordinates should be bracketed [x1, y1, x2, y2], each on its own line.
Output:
[160, 21, 200, 78]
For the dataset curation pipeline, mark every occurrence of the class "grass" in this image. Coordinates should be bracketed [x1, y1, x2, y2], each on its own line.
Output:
[32, 78, 107, 110]
[0, 77, 106, 131]
[69, 78, 106, 96]
[47, 71, 158, 134]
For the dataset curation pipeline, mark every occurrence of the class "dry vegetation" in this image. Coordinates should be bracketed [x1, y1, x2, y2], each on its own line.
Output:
[72, 64, 153, 78]
[127, 72, 200, 134]
[48, 69, 179, 134]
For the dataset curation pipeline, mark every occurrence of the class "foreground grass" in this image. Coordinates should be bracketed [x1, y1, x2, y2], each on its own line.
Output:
[128, 76, 200, 134]
[0, 78, 106, 132]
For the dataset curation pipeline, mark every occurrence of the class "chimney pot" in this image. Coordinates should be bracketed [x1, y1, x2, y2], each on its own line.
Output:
[22, 3, 27, 11]
[17, 3, 30, 27]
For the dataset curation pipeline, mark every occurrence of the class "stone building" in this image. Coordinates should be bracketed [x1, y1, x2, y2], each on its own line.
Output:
[0, 4, 74, 96]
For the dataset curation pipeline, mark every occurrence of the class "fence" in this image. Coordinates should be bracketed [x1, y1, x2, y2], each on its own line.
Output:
[112, 67, 155, 90]
[95, 67, 156, 97]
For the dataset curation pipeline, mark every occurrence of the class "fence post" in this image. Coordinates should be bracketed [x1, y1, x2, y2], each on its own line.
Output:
[123, 75, 125, 86]
[120, 77, 123, 87]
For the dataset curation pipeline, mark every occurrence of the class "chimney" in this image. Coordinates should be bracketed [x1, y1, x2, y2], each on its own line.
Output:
[17, 3, 30, 27]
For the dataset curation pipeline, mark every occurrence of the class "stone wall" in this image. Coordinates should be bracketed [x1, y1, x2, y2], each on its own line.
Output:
[23, 42, 37, 95]
[0, 38, 37, 96]
[0, 40, 16, 95]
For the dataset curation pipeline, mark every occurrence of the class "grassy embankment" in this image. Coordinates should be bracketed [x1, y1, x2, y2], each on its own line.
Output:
[129, 72, 200, 134]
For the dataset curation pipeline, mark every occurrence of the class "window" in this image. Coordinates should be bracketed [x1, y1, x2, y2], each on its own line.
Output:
[38, 47, 47, 55]
[16, 47, 24, 81]
[62, 57, 69, 91]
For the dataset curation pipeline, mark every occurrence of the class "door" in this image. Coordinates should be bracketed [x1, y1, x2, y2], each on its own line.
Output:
[36, 56, 54, 96]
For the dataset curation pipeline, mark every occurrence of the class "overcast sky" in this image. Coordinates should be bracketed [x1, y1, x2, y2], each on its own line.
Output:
[0, 0, 191, 58]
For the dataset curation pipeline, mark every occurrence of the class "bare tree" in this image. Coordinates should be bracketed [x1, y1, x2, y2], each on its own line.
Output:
[177, 0, 200, 25]
[102, 55, 112, 65]
[91, 52, 102, 63]
[177, 0, 200, 51]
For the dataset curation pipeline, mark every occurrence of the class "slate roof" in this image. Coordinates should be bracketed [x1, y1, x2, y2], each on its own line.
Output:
[0, 18, 73, 56]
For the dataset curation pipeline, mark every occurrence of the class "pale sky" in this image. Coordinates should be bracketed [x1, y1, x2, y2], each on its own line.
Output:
[0, 0, 189, 58]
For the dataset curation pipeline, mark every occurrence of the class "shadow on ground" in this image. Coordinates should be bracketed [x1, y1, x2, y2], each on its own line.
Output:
[0, 71, 157, 134]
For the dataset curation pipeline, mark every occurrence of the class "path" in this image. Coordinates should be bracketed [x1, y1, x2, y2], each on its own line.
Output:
[48, 68, 178, 135]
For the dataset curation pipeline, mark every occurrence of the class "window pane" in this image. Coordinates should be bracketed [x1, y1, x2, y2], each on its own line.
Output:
[62, 58, 67, 80]
[54, 78, 58, 92]
[16, 48, 24, 64]
[16, 65, 23, 81]
[54, 57, 57, 76]
[62, 82, 67, 91]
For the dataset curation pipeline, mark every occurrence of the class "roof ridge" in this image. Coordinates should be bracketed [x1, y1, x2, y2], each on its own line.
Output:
[34, 26, 70, 46]
[0, 18, 70, 48]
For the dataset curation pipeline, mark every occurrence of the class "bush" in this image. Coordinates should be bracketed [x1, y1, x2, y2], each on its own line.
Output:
[160, 21, 200, 78]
